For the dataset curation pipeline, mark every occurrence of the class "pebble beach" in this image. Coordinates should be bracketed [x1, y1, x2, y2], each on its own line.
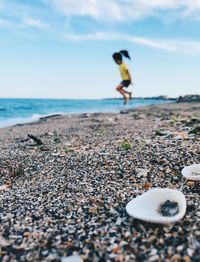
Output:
[0, 102, 200, 262]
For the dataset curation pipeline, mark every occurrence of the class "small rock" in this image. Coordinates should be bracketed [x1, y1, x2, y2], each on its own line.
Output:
[148, 255, 159, 261]
[120, 110, 129, 114]
[143, 182, 152, 189]
[136, 169, 148, 177]
[42, 250, 49, 256]
[61, 255, 83, 262]
[0, 185, 8, 191]
[171, 254, 181, 261]
[187, 181, 195, 187]
[187, 248, 194, 257]
[183, 256, 191, 262]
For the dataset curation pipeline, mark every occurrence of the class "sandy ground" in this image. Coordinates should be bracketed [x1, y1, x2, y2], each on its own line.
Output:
[0, 102, 199, 261]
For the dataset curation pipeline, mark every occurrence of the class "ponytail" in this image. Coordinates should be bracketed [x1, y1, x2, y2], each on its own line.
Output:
[120, 50, 131, 60]
[112, 50, 131, 62]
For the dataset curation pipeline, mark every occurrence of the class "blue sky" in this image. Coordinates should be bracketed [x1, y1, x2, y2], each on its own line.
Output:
[0, 0, 200, 99]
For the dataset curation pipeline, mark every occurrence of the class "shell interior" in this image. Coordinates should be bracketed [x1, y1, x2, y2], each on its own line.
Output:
[126, 188, 186, 224]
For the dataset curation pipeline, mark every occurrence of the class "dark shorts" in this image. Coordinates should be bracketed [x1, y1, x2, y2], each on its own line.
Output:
[121, 80, 131, 87]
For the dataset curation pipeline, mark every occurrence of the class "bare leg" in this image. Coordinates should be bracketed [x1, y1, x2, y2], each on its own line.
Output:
[123, 89, 132, 99]
[116, 85, 129, 104]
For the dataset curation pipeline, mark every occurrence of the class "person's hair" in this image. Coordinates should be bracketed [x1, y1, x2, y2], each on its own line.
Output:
[112, 50, 131, 61]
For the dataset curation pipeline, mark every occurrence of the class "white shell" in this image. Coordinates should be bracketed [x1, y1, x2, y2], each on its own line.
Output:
[182, 164, 200, 181]
[126, 188, 186, 224]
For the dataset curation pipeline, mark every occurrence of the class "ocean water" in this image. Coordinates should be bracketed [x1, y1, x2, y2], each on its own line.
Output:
[0, 98, 173, 128]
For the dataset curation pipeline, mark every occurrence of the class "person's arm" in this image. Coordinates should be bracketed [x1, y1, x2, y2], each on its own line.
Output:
[126, 69, 133, 85]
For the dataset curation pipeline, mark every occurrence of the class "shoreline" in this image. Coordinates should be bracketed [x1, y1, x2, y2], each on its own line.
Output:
[1, 101, 199, 131]
[0, 99, 175, 129]
[0, 102, 199, 261]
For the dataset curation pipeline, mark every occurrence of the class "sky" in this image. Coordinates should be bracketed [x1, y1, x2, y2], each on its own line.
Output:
[0, 0, 200, 99]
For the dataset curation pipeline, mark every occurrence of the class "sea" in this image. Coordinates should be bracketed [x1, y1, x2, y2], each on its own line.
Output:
[0, 98, 174, 128]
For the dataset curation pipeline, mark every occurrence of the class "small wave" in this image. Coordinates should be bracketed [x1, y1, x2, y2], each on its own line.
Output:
[0, 106, 32, 111]
[0, 111, 67, 128]
[4, 106, 33, 111]
[14, 106, 33, 110]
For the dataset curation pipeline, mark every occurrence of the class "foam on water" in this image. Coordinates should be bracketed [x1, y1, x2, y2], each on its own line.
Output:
[0, 112, 68, 128]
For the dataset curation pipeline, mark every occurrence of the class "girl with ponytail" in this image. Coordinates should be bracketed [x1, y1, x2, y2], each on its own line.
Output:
[112, 50, 133, 104]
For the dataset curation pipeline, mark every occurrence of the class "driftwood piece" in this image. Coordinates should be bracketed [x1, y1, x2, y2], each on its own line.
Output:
[27, 134, 43, 145]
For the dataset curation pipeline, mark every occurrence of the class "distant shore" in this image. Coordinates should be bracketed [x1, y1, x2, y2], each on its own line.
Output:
[0, 102, 199, 261]
[103, 96, 176, 101]
[104, 94, 200, 102]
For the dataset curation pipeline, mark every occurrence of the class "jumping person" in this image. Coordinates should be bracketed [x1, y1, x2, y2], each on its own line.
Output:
[112, 50, 133, 104]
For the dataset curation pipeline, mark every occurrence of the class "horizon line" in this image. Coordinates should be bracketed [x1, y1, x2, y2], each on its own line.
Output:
[0, 95, 190, 100]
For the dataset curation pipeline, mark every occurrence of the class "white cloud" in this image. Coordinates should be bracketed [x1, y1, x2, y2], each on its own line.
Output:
[45, 0, 124, 21]
[46, 0, 200, 22]
[24, 18, 48, 29]
[0, 17, 47, 30]
[64, 31, 200, 54]
[0, 1, 48, 30]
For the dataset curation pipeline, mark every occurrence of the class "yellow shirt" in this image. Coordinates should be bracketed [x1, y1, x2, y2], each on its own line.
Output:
[119, 62, 130, 80]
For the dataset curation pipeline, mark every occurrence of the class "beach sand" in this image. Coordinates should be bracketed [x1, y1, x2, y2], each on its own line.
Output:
[0, 102, 199, 261]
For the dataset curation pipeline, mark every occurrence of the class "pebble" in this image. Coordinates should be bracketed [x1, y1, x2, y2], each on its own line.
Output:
[171, 254, 181, 261]
[176, 245, 184, 251]
[187, 248, 194, 256]
[0, 185, 8, 191]
[42, 250, 49, 256]
[187, 181, 195, 187]
[136, 169, 148, 177]
[148, 255, 159, 261]
[61, 255, 83, 262]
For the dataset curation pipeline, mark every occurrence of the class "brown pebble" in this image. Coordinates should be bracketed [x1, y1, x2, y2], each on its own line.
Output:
[23, 232, 31, 237]
[129, 177, 136, 182]
[187, 181, 195, 187]
[183, 256, 191, 262]
[89, 207, 98, 214]
[143, 182, 152, 189]
[159, 173, 165, 178]
[112, 245, 120, 253]
[171, 254, 181, 262]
